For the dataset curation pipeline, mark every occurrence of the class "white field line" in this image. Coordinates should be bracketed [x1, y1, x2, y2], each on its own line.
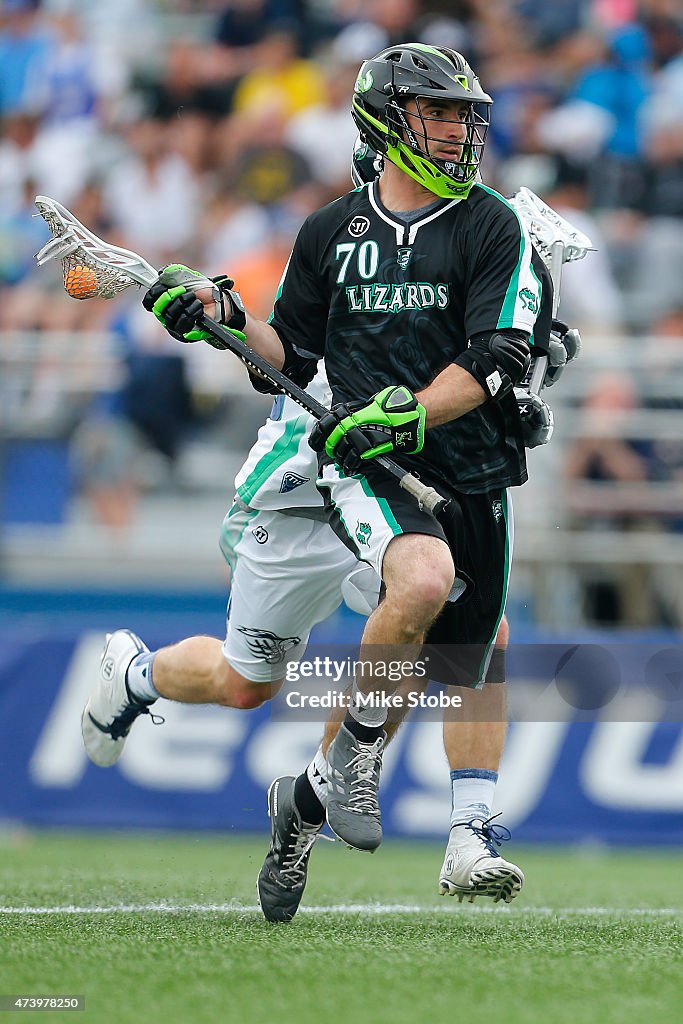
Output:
[0, 903, 681, 917]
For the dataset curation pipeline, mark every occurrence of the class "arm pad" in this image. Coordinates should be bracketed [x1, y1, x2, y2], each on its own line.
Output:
[453, 330, 531, 401]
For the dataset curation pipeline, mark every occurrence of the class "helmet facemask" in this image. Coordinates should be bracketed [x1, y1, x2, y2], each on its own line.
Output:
[386, 95, 489, 196]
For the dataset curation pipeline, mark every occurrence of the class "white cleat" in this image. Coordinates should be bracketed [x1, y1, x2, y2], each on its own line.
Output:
[81, 630, 158, 767]
[438, 815, 525, 904]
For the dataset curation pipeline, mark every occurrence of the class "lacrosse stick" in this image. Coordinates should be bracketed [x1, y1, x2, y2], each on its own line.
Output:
[34, 195, 448, 515]
[510, 187, 594, 394]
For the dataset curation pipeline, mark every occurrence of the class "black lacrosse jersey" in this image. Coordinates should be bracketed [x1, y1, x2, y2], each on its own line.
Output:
[270, 180, 552, 492]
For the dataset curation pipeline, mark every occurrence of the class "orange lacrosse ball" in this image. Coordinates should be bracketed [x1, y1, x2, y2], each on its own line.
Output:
[64, 264, 99, 299]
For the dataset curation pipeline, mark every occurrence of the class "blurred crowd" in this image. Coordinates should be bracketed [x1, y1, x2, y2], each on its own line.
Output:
[2, 0, 683, 624]
[3, 0, 683, 333]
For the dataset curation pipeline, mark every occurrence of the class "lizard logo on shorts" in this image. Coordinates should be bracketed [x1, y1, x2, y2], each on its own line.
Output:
[236, 627, 301, 664]
[356, 521, 372, 546]
[491, 499, 503, 522]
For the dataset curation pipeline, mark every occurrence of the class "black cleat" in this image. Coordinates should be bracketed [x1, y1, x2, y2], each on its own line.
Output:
[257, 776, 324, 923]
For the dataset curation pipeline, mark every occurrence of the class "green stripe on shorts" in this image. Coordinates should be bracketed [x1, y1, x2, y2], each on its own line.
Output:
[237, 414, 309, 505]
[358, 474, 403, 537]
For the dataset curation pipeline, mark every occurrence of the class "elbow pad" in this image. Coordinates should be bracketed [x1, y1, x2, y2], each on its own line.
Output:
[454, 330, 531, 401]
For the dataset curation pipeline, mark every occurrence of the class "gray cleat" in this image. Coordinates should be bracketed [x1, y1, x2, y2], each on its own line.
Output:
[257, 776, 324, 923]
[326, 724, 385, 851]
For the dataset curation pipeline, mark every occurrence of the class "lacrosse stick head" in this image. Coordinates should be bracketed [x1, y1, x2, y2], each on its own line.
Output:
[34, 195, 157, 299]
[509, 187, 594, 267]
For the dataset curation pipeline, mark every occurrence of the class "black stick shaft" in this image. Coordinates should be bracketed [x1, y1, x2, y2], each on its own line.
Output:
[197, 314, 449, 516]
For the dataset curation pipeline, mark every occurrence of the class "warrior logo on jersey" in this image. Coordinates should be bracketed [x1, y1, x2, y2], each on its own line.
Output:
[279, 471, 310, 493]
[519, 287, 539, 313]
[348, 216, 370, 238]
[356, 521, 372, 546]
[252, 526, 269, 544]
[396, 247, 412, 270]
[236, 626, 301, 664]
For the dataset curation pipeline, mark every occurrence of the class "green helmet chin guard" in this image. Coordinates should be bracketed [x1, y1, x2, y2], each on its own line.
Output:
[351, 43, 492, 199]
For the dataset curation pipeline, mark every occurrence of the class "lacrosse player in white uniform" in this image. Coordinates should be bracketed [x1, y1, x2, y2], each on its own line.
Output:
[80, 136, 580, 921]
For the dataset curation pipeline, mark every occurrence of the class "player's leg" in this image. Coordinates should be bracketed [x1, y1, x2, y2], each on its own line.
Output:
[433, 490, 525, 902]
[81, 506, 353, 767]
[318, 464, 454, 851]
[258, 555, 437, 921]
[258, 670, 427, 923]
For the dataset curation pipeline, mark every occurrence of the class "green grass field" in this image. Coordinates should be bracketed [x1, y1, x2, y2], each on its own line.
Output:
[1, 831, 681, 1024]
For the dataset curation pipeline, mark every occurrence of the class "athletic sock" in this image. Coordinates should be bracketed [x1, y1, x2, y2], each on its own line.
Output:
[450, 768, 498, 826]
[345, 679, 388, 736]
[306, 746, 328, 807]
[294, 772, 325, 826]
[344, 714, 385, 743]
[126, 651, 160, 703]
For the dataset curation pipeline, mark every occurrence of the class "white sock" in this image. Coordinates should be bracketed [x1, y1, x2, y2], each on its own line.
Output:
[306, 746, 328, 807]
[126, 652, 160, 703]
[450, 769, 498, 826]
[347, 679, 388, 729]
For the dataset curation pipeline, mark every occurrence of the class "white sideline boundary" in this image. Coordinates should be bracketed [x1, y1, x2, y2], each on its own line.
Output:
[1, 903, 681, 917]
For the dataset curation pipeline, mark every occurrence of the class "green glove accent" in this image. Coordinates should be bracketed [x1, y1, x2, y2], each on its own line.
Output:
[151, 285, 186, 323]
[148, 264, 223, 341]
[202, 327, 247, 351]
[325, 385, 426, 462]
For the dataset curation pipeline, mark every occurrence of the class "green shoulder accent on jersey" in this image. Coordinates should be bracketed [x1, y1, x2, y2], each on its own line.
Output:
[475, 489, 511, 685]
[266, 253, 292, 324]
[236, 414, 309, 505]
[472, 183, 532, 329]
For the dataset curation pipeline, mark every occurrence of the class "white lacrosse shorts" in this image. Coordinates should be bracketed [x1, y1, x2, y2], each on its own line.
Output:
[220, 504, 380, 683]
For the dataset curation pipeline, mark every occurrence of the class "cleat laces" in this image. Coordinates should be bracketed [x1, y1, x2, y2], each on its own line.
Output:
[344, 738, 384, 815]
[452, 812, 512, 857]
[277, 827, 331, 888]
[93, 699, 165, 741]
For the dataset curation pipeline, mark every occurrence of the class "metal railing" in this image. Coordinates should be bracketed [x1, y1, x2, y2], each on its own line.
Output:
[2, 329, 683, 626]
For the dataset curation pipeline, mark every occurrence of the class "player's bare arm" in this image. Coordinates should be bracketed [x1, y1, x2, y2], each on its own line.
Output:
[418, 330, 532, 427]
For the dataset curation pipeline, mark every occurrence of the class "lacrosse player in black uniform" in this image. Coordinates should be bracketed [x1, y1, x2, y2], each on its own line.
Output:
[132, 43, 557, 911]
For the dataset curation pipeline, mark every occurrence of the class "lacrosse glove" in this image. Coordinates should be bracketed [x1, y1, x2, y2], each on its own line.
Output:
[515, 389, 554, 448]
[142, 264, 246, 348]
[309, 385, 426, 475]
